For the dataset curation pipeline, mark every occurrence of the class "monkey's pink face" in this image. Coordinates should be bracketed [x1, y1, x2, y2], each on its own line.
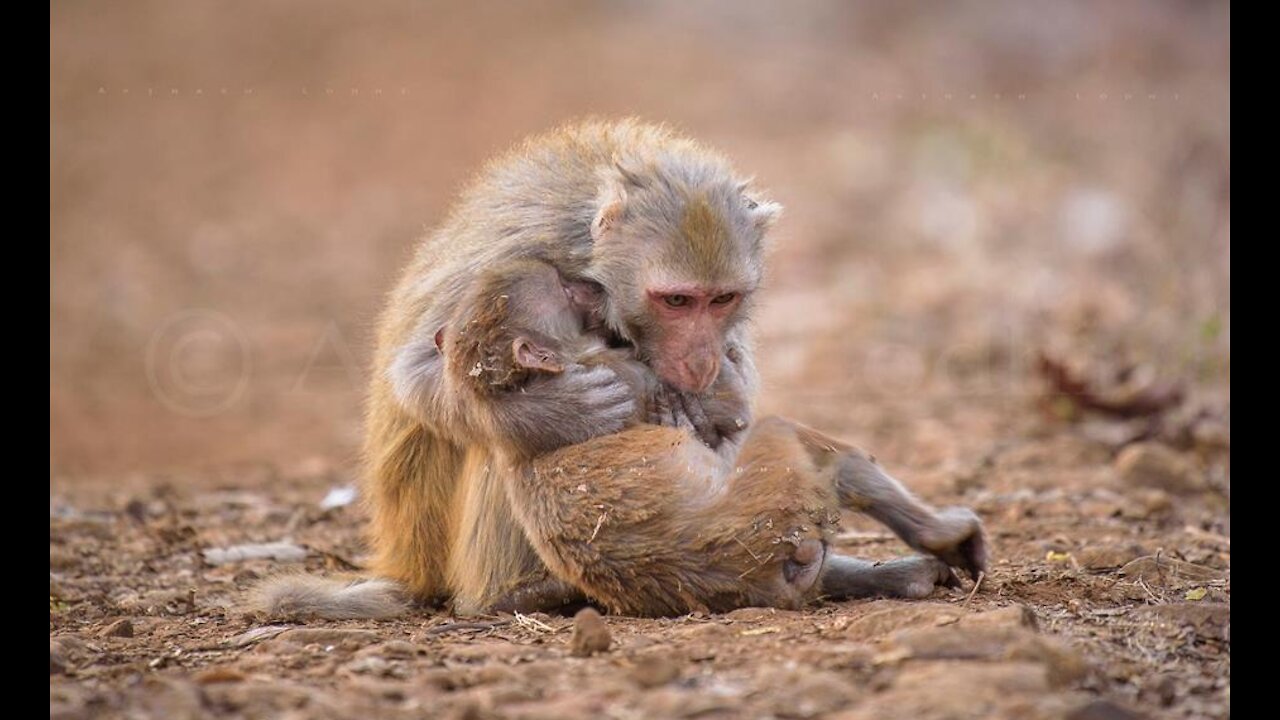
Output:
[646, 287, 743, 393]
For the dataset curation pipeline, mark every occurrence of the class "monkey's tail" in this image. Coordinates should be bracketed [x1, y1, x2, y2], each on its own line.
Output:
[249, 574, 409, 620]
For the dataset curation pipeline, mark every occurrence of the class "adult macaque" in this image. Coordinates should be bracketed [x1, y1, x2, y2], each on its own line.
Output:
[376, 119, 779, 614]
[254, 119, 986, 618]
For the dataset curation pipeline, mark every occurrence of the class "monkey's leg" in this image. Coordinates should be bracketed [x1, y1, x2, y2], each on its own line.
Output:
[726, 417, 972, 599]
[445, 450, 551, 615]
[783, 421, 988, 580]
[487, 575, 584, 614]
[364, 411, 465, 603]
[819, 555, 962, 600]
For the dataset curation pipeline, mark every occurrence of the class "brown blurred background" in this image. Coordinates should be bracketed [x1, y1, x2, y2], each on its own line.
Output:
[50, 1, 1229, 481]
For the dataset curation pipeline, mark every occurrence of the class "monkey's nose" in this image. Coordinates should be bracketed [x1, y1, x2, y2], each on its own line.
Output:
[681, 358, 720, 393]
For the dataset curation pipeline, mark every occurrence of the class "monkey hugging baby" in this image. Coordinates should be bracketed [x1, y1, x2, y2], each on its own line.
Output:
[254, 119, 987, 619]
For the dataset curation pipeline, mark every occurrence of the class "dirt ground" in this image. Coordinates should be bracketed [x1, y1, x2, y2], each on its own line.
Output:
[51, 2, 1228, 718]
[48, 412, 1231, 720]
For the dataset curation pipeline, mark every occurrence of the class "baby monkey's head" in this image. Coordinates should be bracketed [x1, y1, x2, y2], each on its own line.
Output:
[437, 260, 604, 394]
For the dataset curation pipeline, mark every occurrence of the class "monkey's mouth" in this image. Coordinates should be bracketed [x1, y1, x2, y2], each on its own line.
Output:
[782, 539, 827, 593]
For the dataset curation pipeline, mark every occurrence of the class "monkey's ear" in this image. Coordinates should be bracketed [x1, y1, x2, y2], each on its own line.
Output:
[563, 279, 604, 312]
[736, 178, 782, 230]
[433, 327, 447, 351]
[592, 159, 649, 242]
[748, 199, 783, 229]
[512, 337, 565, 374]
[591, 180, 627, 242]
[613, 159, 649, 190]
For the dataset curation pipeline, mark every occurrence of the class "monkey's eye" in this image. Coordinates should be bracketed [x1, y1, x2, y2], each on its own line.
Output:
[710, 292, 738, 305]
[662, 294, 691, 308]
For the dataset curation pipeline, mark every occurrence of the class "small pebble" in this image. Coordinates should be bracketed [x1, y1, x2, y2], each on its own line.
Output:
[100, 619, 134, 638]
[570, 607, 611, 657]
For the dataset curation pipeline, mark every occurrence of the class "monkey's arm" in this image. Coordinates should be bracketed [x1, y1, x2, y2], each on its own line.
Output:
[389, 339, 636, 457]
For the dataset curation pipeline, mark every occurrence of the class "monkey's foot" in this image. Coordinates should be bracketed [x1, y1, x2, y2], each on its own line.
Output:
[820, 555, 961, 600]
[915, 507, 989, 581]
[486, 577, 585, 614]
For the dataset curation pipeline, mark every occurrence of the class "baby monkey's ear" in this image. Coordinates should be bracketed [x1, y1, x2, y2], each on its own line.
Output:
[512, 337, 564, 374]
[563, 278, 604, 309]
[434, 327, 447, 351]
[563, 278, 607, 332]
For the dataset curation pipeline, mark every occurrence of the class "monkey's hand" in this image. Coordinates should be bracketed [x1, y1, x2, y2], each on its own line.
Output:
[703, 344, 754, 442]
[649, 384, 712, 445]
[650, 345, 753, 449]
[496, 363, 637, 456]
[912, 507, 989, 581]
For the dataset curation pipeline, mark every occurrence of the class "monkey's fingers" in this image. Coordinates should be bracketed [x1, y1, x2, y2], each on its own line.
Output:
[568, 366, 636, 420]
[671, 407, 698, 435]
[677, 392, 718, 448]
[652, 385, 702, 436]
[648, 385, 678, 427]
[573, 365, 625, 392]
[514, 365, 636, 450]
